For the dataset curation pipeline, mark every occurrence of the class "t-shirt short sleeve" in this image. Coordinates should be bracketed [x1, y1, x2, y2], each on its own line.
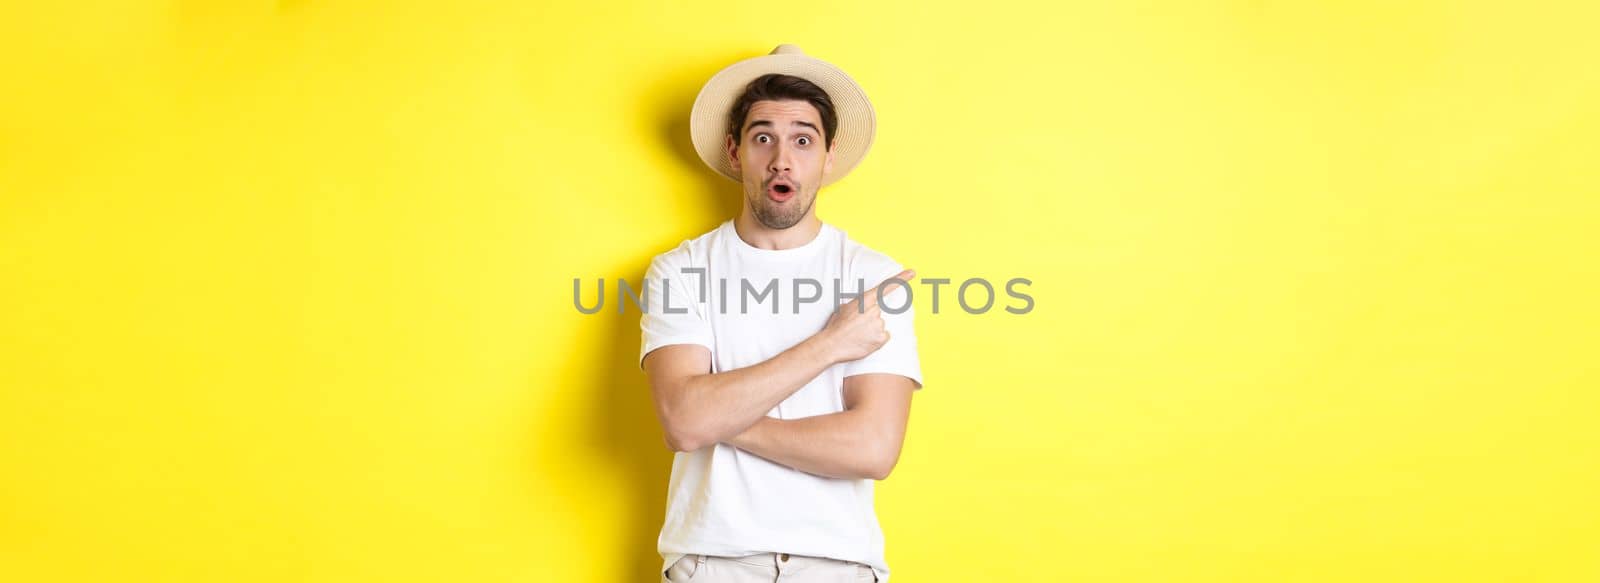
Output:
[840, 257, 925, 389]
[638, 248, 714, 369]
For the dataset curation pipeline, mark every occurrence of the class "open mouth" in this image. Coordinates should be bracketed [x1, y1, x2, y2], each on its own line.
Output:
[767, 180, 796, 202]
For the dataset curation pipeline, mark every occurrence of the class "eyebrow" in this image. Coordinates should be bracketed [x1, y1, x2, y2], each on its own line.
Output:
[745, 120, 821, 135]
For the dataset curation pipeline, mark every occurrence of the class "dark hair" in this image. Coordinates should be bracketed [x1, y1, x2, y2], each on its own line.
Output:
[726, 74, 839, 150]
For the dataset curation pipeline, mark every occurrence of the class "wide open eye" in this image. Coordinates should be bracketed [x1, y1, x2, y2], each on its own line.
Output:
[755, 134, 772, 144]
[797, 136, 811, 146]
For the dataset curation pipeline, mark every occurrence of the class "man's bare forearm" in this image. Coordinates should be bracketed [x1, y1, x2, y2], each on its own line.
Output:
[657, 336, 839, 451]
[648, 269, 914, 453]
[726, 411, 895, 480]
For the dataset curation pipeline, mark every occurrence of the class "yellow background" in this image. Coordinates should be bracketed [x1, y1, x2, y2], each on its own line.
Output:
[3, 1, 1597, 581]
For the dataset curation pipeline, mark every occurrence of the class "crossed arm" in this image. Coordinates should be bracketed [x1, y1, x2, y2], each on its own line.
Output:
[641, 270, 917, 481]
[727, 372, 914, 480]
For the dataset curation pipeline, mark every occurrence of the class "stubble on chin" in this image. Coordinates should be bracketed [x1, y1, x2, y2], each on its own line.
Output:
[748, 191, 811, 230]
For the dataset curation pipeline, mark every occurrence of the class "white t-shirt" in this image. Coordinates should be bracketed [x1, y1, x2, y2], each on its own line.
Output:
[638, 219, 923, 582]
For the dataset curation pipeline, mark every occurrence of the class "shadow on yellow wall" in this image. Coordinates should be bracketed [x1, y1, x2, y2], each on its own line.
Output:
[566, 63, 745, 582]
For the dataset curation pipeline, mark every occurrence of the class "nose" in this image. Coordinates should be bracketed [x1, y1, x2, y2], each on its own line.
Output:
[767, 143, 793, 174]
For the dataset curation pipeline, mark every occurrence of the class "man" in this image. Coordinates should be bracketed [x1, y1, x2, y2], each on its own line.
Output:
[639, 45, 923, 582]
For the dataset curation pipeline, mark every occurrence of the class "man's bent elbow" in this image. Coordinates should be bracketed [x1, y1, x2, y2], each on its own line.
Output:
[863, 446, 902, 480]
[661, 420, 714, 452]
[665, 433, 710, 453]
[865, 459, 897, 480]
[654, 378, 719, 453]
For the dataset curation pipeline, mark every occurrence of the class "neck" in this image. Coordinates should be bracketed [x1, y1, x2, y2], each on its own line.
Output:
[733, 207, 822, 250]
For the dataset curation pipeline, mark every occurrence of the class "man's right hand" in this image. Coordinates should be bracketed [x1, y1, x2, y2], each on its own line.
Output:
[817, 269, 915, 363]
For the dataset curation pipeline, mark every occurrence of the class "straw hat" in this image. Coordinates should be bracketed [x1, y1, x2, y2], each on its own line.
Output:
[689, 44, 876, 187]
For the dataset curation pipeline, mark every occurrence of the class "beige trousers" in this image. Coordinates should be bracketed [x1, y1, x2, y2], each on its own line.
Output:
[663, 552, 879, 582]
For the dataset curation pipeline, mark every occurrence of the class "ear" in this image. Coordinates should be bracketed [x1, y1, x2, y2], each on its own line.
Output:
[724, 134, 740, 179]
[823, 143, 834, 177]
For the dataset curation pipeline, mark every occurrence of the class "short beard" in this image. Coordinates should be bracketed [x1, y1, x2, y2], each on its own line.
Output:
[748, 189, 813, 230]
